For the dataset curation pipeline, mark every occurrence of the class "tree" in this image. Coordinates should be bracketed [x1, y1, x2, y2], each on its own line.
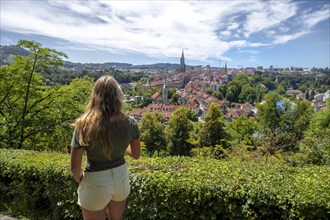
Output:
[199, 103, 227, 148]
[305, 90, 310, 100]
[40, 76, 93, 151]
[262, 78, 276, 90]
[309, 89, 316, 101]
[165, 107, 193, 156]
[141, 88, 158, 107]
[227, 82, 240, 101]
[171, 93, 179, 104]
[298, 84, 308, 93]
[298, 99, 330, 165]
[219, 82, 228, 97]
[225, 90, 235, 102]
[226, 116, 258, 146]
[139, 112, 167, 156]
[276, 84, 286, 95]
[212, 91, 223, 100]
[239, 85, 256, 103]
[256, 93, 283, 133]
[292, 99, 313, 140]
[256, 93, 292, 158]
[0, 40, 67, 149]
[255, 84, 268, 102]
[205, 88, 213, 95]
[168, 88, 176, 100]
[232, 73, 250, 85]
[186, 108, 199, 122]
[256, 93, 313, 158]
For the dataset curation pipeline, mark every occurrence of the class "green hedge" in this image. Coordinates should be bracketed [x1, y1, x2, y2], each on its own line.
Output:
[0, 149, 329, 219]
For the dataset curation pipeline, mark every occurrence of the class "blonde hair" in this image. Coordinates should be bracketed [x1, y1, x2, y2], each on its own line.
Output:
[74, 76, 124, 158]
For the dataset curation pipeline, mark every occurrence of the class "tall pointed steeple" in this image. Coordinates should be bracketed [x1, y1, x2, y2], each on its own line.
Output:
[163, 74, 168, 104]
[180, 49, 186, 72]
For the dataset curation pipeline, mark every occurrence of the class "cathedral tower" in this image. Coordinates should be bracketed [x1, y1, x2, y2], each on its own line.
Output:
[180, 49, 186, 72]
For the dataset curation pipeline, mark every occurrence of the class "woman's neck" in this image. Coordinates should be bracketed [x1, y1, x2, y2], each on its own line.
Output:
[109, 113, 124, 122]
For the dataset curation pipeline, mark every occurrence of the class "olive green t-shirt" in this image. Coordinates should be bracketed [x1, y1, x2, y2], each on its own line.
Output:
[71, 116, 140, 172]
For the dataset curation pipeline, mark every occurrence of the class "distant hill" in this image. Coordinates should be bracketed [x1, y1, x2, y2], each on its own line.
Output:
[134, 63, 180, 70]
[0, 45, 29, 65]
[0, 44, 198, 70]
[62, 61, 133, 70]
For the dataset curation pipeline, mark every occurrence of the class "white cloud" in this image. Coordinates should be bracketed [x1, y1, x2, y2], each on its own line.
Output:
[238, 50, 259, 55]
[0, 0, 328, 63]
[301, 5, 330, 28]
[243, 1, 298, 37]
[273, 31, 308, 44]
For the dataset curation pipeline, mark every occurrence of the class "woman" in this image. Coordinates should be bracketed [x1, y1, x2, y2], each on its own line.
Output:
[70, 76, 141, 220]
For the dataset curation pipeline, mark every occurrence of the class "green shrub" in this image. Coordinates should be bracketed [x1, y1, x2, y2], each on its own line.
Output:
[1, 149, 329, 219]
[0, 149, 80, 219]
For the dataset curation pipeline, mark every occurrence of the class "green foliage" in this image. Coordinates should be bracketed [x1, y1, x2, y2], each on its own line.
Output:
[226, 116, 258, 146]
[34, 76, 93, 151]
[298, 84, 308, 93]
[297, 100, 330, 165]
[167, 88, 176, 99]
[212, 90, 223, 100]
[256, 93, 284, 133]
[1, 149, 330, 220]
[292, 99, 314, 139]
[42, 67, 149, 86]
[165, 107, 194, 156]
[256, 93, 314, 159]
[0, 149, 80, 219]
[171, 93, 179, 104]
[239, 85, 256, 103]
[227, 84, 240, 102]
[255, 83, 269, 102]
[219, 82, 228, 97]
[205, 88, 213, 95]
[199, 103, 228, 148]
[185, 108, 199, 122]
[0, 45, 93, 151]
[191, 145, 229, 159]
[0, 40, 68, 149]
[139, 112, 167, 156]
[276, 84, 286, 95]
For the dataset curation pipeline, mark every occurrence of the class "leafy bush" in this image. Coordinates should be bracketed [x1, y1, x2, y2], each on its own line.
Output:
[0, 149, 79, 219]
[1, 149, 329, 219]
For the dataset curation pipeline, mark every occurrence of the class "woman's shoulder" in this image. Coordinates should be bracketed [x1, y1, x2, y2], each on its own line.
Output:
[125, 115, 138, 125]
[114, 114, 137, 126]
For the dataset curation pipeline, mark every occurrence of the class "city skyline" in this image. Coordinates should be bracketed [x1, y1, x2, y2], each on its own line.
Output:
[1, 0, 329, 68]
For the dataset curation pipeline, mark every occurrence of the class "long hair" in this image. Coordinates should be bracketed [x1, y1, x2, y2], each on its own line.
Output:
[74, 76, 124, 158]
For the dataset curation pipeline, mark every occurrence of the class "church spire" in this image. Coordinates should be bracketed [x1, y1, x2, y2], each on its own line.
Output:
[163, 73, 168, 104]
[180, 49, 186, 72]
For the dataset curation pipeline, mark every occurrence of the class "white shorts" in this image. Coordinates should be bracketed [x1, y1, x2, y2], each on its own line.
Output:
[77, 163, 130, 211]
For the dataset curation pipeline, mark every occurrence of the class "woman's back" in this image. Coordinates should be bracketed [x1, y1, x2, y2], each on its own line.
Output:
[72, 116, 140, 172]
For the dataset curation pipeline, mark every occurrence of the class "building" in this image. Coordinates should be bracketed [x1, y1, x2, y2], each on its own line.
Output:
[180, 49, 186, 72]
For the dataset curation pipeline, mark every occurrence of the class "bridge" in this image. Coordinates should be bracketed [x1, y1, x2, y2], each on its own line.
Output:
[262, 73, 329, 83]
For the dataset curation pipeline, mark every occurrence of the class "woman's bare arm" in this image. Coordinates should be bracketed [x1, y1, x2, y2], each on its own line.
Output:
[126, 138, 141, 159]
[70, 147, 84, 183]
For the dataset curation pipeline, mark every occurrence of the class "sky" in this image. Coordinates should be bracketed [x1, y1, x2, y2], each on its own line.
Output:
[0, 0, 329, 68]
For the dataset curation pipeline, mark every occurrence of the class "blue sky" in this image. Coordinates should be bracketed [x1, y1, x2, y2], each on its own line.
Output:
[1, 0, 329, 68]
